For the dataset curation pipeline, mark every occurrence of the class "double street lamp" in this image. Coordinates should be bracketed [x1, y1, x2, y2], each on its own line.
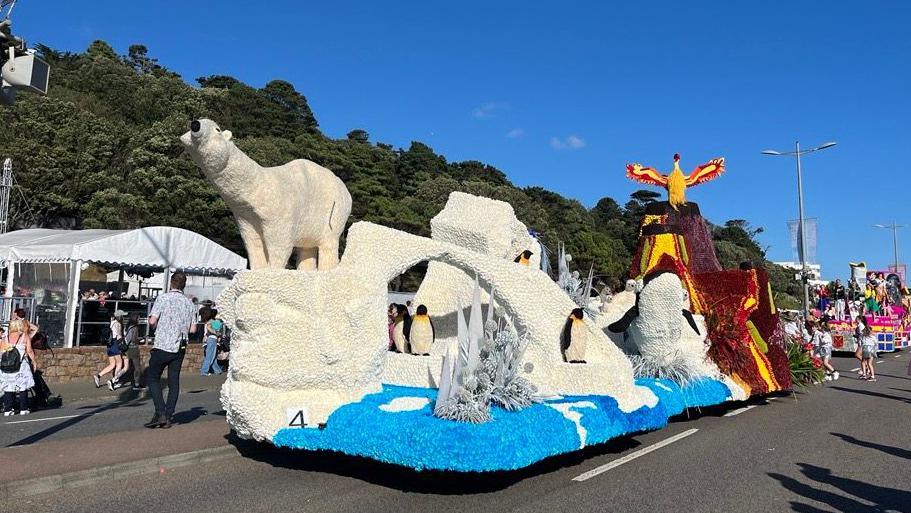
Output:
[762, 141, 837, 317]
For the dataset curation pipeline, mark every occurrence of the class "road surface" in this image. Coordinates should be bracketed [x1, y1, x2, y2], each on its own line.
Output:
[9, 354, 911, 513]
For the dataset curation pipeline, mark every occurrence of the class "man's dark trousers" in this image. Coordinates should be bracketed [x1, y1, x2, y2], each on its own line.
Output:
[147, 348, 185, 418]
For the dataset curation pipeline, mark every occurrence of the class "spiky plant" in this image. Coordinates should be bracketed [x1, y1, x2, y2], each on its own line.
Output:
[556, 242, 599, 319]
[786, 338, 826, 388]
[434, 279, 537, 422]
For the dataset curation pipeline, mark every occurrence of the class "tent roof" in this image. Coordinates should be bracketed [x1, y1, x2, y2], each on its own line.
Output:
[0, 227, 247, 272]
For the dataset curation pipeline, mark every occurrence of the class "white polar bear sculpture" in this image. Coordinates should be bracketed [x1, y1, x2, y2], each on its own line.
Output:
[180, 119, 352, 270]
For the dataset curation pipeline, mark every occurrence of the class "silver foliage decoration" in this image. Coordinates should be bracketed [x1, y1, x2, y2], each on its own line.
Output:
[556, 242, 598, 319]
[434, 278, 537, 422]
[628, 351, 713, 386]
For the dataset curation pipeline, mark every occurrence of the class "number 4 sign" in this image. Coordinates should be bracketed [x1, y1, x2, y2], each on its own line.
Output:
[286, 407, 311, 428]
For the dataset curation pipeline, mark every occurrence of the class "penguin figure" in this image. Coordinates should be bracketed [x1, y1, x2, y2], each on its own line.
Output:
[606, 271, 701, 368]
[607, 271, 700, 337]
[560, 308, 587, 363]
[514, 249, 533, 265]
[392, 304, 412, 353]
[408, 304, 435, 356]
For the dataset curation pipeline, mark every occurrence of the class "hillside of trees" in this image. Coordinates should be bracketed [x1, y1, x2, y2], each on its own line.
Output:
[0, 41, 801, 308]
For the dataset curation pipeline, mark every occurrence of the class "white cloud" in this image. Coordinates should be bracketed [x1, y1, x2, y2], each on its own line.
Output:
[566, 135, 585, 148]
[550, 135, 586, 150]
[471, 102, 506, 119]
[506, 128, 524, 139]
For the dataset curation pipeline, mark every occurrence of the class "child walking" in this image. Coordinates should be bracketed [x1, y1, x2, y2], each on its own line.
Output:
[860, 326, 877, 381]
[853, 315, 866, 375]
[817, 322, 839, 381]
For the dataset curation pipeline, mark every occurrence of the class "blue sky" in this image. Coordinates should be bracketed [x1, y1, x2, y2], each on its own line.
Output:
[11, 1, 911, 280]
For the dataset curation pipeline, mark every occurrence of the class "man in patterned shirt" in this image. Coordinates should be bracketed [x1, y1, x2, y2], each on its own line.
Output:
[144, 272, 197, 429]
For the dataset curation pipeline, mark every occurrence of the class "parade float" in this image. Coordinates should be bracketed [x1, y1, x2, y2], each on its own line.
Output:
[829, 264, 910, 353]
[182, 120, 791, 471]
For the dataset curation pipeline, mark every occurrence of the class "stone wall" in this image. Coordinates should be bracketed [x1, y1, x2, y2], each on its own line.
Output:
[33, 345, 205, 384]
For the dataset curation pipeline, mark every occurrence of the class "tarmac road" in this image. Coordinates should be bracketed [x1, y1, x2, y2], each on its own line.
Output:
[11, 354, 911, 513]
[0, 379, 225, 448]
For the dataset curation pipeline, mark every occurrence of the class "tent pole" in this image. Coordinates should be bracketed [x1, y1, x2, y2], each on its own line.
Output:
[162, 267, 171, 297]
[63, 260, 81, 348]
[4, 261, 15, 322]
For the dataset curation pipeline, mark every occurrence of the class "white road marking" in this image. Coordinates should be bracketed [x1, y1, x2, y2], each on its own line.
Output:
[572, 428, 699, 482]
[4, 413, 88, 425]
[895, 355, 901, 358]
[766, 396, 779, 402]
[723, 405, 758, 417]
[850, 367, 861, 372]
[877, 360, 885, 364]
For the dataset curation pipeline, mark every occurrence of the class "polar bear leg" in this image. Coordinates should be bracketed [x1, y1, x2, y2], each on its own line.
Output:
[295, 247, 318, 271]
[317, 240, 340, 271]
[237, 218, 268, 269]
[263, 243, 293, 269]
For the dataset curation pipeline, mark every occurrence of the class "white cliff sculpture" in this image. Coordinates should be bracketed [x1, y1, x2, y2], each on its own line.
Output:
[216, 192, 659, 441]
[181, 118, 352, 270]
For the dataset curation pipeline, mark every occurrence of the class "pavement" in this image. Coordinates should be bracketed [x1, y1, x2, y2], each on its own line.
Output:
[3, 354, 911, 513]
[0, 373, 228, 484]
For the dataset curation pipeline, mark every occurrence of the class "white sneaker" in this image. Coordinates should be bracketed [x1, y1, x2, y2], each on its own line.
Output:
[93, 374, 101, 388]
[824, 374, 833, 381]
[18, 410, 29, 415]
[832, 371, 840, 380]
[2, 411, 13, 417]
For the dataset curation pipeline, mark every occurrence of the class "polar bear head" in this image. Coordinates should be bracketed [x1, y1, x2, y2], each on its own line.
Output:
[179, 118, 234, 175]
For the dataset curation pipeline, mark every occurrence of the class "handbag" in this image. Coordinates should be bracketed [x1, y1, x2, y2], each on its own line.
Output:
[0, 347, 21, 373]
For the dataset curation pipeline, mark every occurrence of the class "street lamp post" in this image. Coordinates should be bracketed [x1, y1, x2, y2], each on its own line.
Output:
[873, 223, 905, 277]
[762, 141, 837, 318]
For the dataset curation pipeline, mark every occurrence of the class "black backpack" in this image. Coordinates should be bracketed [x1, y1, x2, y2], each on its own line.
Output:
[1, 347, 21, 373]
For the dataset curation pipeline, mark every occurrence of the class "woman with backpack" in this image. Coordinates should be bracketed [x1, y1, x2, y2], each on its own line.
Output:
[1, 319, 37, 416]
[93, 310, 127, 391]
[199, 307, 223, 376]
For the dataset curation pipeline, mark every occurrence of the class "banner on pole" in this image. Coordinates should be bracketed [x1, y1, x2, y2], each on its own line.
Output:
[787, 218, 818, 264]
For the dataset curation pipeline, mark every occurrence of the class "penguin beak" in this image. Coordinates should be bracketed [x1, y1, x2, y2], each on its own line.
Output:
[682, 309, 700, 335]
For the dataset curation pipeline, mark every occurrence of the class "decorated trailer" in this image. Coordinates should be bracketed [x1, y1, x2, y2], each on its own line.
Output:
[831, 267, 910, 353]
[831, 312, 910, 353]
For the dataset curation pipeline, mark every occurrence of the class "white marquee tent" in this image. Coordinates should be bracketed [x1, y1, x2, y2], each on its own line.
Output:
[0, 227, 247, 347]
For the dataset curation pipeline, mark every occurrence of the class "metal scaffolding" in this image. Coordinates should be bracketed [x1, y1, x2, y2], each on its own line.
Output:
[0, 158, 11, 234]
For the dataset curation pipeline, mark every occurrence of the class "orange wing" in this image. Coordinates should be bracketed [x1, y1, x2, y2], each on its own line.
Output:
[685, 157, 725, 186]
[626, 163, 668, 187]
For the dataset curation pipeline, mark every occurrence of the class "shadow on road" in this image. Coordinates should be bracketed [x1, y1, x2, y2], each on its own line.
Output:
[828, 386, 911, 404]
[228, 433, 641, 494]
[172, 406, 225, 424]
[873, 373, 911, 381]
[7, 387, 219, 446]
[769, 463, 910, 513]
[669, 390, 795, 421]
[7, 388, 149, 447]
[830, 433, 911, 460]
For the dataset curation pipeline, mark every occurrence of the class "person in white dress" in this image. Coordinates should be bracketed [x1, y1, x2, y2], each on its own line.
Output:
[1, 319, 36, 415]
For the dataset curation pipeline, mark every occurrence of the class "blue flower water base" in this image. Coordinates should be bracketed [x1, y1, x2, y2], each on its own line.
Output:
[272, 378, 731, 472]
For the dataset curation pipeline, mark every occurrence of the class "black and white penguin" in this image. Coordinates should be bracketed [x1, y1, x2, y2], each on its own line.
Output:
[560, 308, 587, 363]
[408, 304, 434, 356]
[392, 304, 412, 353]
[514, 250, 533, 265]
[606, 271, 701, 367]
